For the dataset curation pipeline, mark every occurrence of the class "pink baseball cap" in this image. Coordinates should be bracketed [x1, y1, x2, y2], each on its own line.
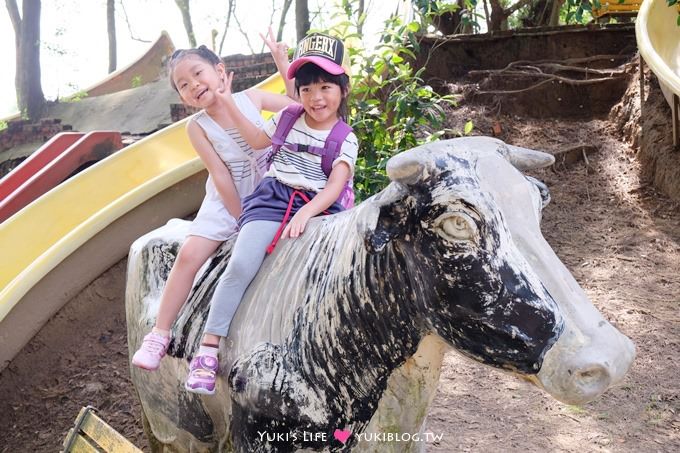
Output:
[287, 33, 351, 80]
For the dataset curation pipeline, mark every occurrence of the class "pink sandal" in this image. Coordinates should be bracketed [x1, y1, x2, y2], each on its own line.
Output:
[131, 332, 170, 371]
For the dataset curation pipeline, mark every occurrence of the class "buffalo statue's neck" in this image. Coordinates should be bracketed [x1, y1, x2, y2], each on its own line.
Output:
[228, 206, 431, 451]
[286, 215, 423, 426]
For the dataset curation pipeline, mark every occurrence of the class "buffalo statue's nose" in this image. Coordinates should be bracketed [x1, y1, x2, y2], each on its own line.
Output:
[563, 362, 612, 404]
[537, 327, 635, 405]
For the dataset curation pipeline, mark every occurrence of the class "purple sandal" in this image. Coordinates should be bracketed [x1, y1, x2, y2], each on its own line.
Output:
[185, 354, 219, 395]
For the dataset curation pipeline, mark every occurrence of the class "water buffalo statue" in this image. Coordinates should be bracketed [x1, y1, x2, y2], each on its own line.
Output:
[126, 137, 635, 452]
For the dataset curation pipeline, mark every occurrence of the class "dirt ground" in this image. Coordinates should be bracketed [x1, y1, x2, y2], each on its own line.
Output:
[1, 67, 679, 453]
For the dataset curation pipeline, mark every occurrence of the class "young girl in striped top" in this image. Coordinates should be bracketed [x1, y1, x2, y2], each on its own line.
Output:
[184, 33, 358, 395]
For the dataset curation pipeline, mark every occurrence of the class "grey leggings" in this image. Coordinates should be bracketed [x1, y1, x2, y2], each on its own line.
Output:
[203, 220, 280, 337]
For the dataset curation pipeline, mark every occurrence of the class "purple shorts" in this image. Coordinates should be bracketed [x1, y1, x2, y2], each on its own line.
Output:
[239, 177, 345, 227]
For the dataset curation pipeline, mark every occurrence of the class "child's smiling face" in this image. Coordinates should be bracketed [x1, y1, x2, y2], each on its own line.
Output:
[298, 80, 344, 130]
[172, 56, 225, 109]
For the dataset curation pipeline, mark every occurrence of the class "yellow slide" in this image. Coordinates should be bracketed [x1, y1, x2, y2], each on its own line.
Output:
[636, 0, 680, 143]
[0, 74, 285, 370]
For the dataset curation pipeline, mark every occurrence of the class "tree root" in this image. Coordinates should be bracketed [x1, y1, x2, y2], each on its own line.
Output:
[469, 56, 630, 95]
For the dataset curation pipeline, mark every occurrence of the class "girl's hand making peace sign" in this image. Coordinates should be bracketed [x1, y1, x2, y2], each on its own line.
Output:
[217, 71, 234, 98]
[260, 26, 289, 65]
[260, 26, 296, 99]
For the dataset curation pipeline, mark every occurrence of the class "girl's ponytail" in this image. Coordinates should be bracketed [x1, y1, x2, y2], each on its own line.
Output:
[196, 45, 222, 65]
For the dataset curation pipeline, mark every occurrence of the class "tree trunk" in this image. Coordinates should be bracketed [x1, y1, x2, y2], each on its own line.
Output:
[488, 0, 507, 31]
[295, 0, 310, 41]
[435, 0, 473, 35]
[218, 0, 235, 56]
[549, 0, 565, 25]
[7, 0, 45, 120]
[488, 0, 534, 31]
[175, 0, 196, 47]
[483, 0, 492, 32]
[107, 0, 116, 73]
[357, 0, 365, 36]
[523, 0, 548, 27]
[277, 0, 294, 41]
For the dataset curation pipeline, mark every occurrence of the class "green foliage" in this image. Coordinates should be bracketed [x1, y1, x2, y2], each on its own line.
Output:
[65, 90, 88, 103]
[412, 0, 462, 17]
[672, 0, 680, 26]
[562, 0, 595, 24]
[412, 0, 481, 34]
[43, 27, 68, 57]
[324, 2, 457, 200]
[131, 75, 143, 88]
[413, 0, 679, 29]
[0, 120, 7, 132]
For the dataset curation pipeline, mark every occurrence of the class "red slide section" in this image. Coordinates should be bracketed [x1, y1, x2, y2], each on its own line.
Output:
[0, 132, 85, 199]
[0, 131, 123, 223]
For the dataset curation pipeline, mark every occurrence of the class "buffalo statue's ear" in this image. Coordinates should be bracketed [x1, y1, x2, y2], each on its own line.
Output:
[360, 150, 430, 253]
[359, 183, 411, 253]
[386, 153, 427, 186]
[502, 144, 554, 170]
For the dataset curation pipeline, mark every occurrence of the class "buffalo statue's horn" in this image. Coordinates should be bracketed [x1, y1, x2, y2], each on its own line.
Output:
[504, 144, 555, 171]
[386, 152, 427, 185]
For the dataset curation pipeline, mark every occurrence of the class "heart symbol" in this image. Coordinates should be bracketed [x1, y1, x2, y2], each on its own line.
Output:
[333, 429, 351, 444]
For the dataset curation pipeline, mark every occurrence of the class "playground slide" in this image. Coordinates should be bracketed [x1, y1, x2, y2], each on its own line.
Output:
[0, 74, 285, 370]
[81, 31, 175, 98]
[636, 0, 680, 109]
[0, 131, 123, 222]
[0, 132, 84, 199]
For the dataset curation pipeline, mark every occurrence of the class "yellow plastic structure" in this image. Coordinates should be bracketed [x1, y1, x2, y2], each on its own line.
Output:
[593, 0, 642, 19]
[636, 0, 680, 146]
[0, 74, 285, 370]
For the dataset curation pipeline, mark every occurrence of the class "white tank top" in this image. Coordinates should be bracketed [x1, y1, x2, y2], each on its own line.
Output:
[192, 91, 269, 198]
[186, 92, 270, 241]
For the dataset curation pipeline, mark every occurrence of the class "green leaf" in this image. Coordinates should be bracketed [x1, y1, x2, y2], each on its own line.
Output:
[464, 121, 474, 135]
[575, 7, 584, 22]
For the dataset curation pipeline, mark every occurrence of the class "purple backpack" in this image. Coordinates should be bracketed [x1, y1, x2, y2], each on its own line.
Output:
[268, 103, 355, 209]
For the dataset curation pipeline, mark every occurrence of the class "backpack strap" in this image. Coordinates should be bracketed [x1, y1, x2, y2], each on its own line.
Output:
[270, 106, 352, 177]
[270, 103, 305, 157]
[319, 120, 352, 177]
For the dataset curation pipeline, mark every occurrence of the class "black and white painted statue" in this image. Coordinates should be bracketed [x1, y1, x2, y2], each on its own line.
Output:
[126, 137, 635, 452]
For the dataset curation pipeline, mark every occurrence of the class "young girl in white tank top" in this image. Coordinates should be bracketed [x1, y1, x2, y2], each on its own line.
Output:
[187, 93, 269, 240]
[132, 31, 296, 371]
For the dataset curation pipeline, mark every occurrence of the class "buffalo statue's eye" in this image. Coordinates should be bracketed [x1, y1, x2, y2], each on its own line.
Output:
[434, 212, 478, 243]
